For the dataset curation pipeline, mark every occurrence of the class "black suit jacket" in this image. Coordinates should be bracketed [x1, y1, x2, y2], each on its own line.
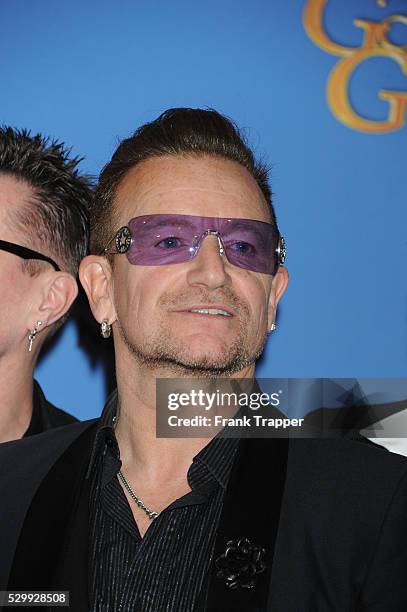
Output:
[25, 380, 78, 436]
[1, 419, 407, 611]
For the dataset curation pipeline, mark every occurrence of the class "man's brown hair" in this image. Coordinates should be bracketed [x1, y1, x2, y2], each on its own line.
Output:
[91, 108, 278, 254]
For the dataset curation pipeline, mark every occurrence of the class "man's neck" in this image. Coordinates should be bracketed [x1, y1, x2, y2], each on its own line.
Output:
[0, 352, 34, 442]
[114, 348, 254, 485]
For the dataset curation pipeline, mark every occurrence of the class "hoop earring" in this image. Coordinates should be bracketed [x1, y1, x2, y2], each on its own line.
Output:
[28, 321, 43, 352]
[100, 319, 112, 339]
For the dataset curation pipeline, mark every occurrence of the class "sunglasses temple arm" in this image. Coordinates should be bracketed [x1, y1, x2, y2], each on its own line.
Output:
[100, 235, 117, 256]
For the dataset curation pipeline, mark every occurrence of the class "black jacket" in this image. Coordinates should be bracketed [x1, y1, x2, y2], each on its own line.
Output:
[23, 380, 78, 437]
[1, 414, 407, 611]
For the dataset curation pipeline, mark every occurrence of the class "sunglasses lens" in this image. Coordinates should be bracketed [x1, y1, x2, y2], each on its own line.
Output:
[220, 224, 276, 274]
[126, 215, 278, 274]
[127, 217, 194, 266]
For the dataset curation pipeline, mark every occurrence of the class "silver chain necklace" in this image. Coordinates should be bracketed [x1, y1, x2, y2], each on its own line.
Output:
[117, 469, 159, 520]
[113, 413, 160, 520]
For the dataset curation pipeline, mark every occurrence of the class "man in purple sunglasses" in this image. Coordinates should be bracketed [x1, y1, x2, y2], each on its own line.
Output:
[1, 109, 407, 611]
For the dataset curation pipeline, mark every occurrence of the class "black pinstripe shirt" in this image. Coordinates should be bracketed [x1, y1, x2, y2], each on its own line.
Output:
[88, 393, 239, 612]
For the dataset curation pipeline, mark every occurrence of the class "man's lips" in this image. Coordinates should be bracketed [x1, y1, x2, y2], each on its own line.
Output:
[173, 304, 235, 317]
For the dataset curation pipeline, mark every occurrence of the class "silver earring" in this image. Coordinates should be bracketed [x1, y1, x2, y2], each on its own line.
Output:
[100, 319, 112, 339]
[268, 322, 276, 333]
[28, 321, 43, 352]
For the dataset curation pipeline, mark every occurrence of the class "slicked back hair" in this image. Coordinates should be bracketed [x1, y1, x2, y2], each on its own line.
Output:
[0, 127, 91, 277]
[91, 108, 278, 255]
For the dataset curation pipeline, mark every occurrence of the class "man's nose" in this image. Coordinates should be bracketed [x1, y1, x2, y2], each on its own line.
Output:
[186, 233, 231, 290]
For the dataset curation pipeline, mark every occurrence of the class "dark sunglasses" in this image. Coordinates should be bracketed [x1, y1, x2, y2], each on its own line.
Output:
[103, 213, 286, 275]
[0, 240, 60, 271]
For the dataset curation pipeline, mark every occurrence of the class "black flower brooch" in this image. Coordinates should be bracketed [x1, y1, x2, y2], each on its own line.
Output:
[215, 537, 267, 589]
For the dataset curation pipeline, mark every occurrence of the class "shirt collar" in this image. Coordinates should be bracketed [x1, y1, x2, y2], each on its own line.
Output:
[86, 388, 240, 489]
[86, 378, 265, 484]
[191, 436, 239, 489]
[86, 389, 119, 478]
[190, 378, 266, 487]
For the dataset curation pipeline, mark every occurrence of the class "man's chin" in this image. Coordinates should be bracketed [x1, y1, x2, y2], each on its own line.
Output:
[157, 355, 250, 378]
[118, 326, 263, 375]
[141, 345, 259, 377]
[159, 348, 235, 367]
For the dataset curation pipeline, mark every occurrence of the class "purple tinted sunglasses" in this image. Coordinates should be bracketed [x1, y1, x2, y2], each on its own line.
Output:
[103, 214, 286, 275]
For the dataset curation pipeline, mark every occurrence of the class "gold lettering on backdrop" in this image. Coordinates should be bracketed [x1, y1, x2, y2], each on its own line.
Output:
[303, 0, 407, 133]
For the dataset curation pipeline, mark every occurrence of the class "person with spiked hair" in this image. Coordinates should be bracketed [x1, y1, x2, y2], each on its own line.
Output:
[0, 127, 91, 442]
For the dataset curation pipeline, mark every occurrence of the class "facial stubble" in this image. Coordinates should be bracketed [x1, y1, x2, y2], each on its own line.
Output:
[116, 289, 268, 378]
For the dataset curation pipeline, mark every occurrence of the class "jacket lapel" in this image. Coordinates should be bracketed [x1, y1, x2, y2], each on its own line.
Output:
[52, 458, 92, 612]
[198, 437, 289, 611]
[7, 421, 97, 608]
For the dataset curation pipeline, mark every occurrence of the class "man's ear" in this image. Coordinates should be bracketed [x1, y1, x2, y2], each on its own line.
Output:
[267, 266, 289, 329]
[79, 255, 117, 324]
[36, 272, 78, 328]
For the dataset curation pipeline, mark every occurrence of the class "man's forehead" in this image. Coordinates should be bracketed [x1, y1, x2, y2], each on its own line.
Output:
[0, 173, 33, 204]
[113, 155, 270, 223]
[0, 174, 34, 229]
